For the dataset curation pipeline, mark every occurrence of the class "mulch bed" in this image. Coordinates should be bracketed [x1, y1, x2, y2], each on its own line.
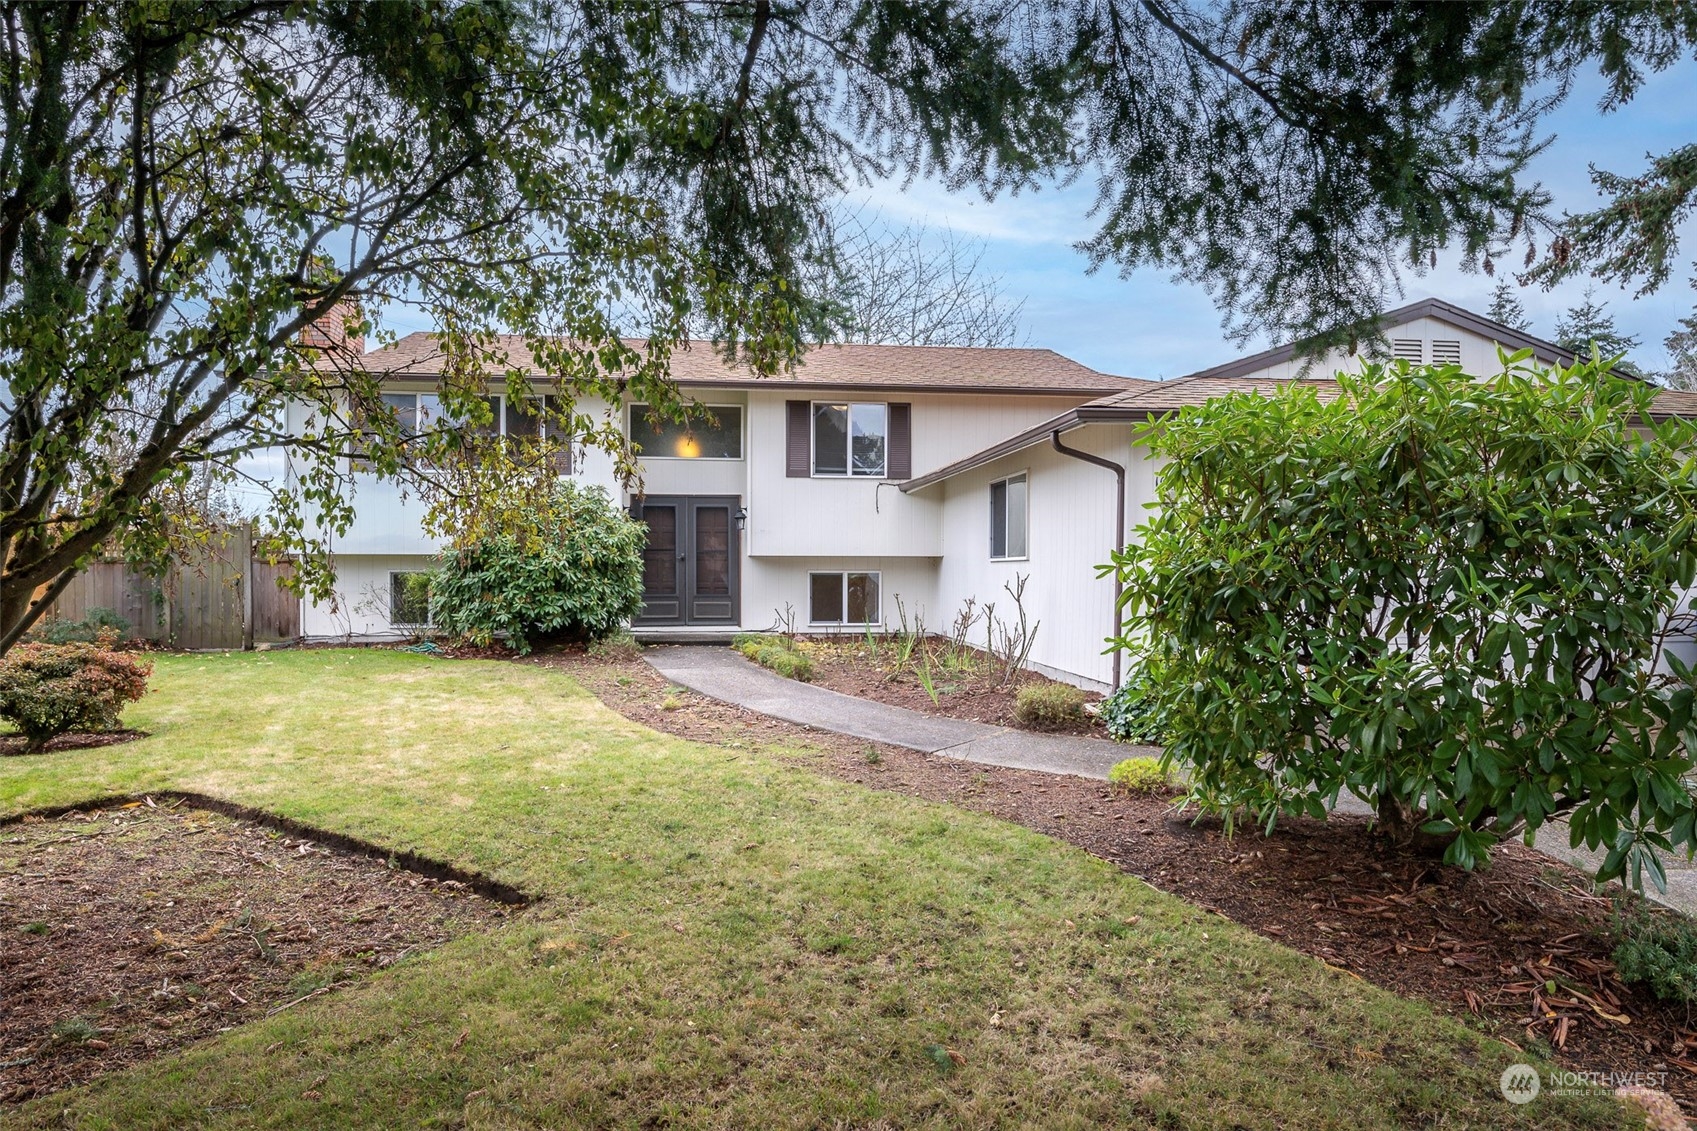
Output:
[0, 797, 519, 1104]
[529, 647, 1697, 1116]
[796, 637, 1107, 736]
[0, 730, 146, 758]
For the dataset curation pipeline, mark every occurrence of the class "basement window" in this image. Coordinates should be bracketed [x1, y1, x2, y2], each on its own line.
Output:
[990, 472, 1028, 560]
[809, 571, 881, 625]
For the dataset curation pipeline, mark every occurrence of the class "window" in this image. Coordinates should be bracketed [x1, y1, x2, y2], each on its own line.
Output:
[390, 571, 432, 627]
[813, 402, 886, 476]
[1430, 339, 1462, 366]
[378, 391, 563, 440]
[1391, 338, 1424, 363]
[628, 403, 743, 459]
[379, 391, 442, 435]
[809, 571, 880, 625]
[990, 472, 1028, 559]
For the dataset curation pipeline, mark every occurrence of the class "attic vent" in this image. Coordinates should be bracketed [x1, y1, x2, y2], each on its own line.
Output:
[1391, 338, 1424, 363]
[1430, 340, 1462, 366]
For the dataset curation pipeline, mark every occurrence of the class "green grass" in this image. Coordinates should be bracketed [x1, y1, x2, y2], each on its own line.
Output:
[0, 651, 1625, 1129]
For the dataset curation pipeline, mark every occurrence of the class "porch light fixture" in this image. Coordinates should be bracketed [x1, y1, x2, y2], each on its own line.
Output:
[734, 507, 747, 530]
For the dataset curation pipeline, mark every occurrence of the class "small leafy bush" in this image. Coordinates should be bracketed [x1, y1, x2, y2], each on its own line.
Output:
[1613, 909, 1697, 1003]
[1109, 756, 1171, 795]
[733, 632, 786, 660]
[0, 632, 153, 752]
[429, 484, 645, 655]
[1099, 673, 1167, 744]
[1013, 682, 1085, 730]
[34, 607, 131, 645]
[755, 644, 813, 682]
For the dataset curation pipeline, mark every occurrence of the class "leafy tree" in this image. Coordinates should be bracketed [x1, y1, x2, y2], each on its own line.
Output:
[1486, 280, 1532, 333]
[0, 1, 1071, 653]
[1554, 287, 1643, 368]
[1109, 357, 1697, 887]
[428, 483, 645, 654]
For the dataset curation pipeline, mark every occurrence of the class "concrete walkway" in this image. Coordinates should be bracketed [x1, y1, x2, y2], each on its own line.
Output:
[644, 645, 1149, 780]
[644, 644, 1697, 916]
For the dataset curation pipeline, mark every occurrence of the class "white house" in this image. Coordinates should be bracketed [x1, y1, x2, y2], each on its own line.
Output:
[295, 298, 1685, 690]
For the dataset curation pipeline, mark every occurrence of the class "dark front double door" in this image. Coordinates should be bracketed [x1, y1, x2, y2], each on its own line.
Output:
[634, 495, 740, 625]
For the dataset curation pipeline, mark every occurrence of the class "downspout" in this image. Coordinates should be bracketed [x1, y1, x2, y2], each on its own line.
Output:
[1051, 429, 1125, 690]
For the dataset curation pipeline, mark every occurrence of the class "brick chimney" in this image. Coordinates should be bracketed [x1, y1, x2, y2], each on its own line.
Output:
[300, 299, 365, 355]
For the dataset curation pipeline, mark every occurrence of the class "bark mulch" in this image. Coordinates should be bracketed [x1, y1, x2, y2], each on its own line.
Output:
[534, 647, 1697, 1116]
[0, 796, 520, 1104]
[0, 730, 146, 758]
[795, 637, 1106, 736]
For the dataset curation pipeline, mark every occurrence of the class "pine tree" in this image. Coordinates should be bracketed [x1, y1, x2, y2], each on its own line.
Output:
[1554, 288, 1642, 369]
[1486, 280, 1532, 332]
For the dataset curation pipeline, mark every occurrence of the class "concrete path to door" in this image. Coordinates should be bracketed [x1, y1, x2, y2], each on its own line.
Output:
[643, 644, 1697, 916]
[643, 645, 1150, 780]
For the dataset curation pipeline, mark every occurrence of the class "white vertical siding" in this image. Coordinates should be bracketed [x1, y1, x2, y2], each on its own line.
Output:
[931, 425, 1152, 689]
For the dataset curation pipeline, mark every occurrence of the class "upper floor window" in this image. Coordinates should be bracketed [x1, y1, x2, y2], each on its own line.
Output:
[629, 403, 743, 459]
[990, 472, 1028, 560]
[813, 402, 886, 477]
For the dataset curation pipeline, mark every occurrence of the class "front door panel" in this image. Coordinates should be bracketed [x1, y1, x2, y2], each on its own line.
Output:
[635, 496, 740, 625]
[638, 502, 682, 621]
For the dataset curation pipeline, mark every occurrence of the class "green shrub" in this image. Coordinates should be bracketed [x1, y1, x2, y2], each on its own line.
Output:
[1013, 682, 1085, 730]
[429, 483, 645, 655]
[0, 632, 153, 752]
[1613, 909, 1697, 1003]
[34, 606, 131, 645]
[1100, 674, 1166, 744]
[1110, 357, 1697, 883]
[1109, 757, 1171, 795]
[755, 645, 813, 682]
[733, 632, 787, 659]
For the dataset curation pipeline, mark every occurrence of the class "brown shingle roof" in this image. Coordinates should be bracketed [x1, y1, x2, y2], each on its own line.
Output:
[903, 375, 1697, 492]
[359, 334, 1138, 395]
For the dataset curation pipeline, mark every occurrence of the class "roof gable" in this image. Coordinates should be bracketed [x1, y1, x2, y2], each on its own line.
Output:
[1178, 297, 1577, 385]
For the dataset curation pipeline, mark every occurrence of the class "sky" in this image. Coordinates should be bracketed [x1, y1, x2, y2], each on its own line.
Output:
[847, 61, 1697, 381]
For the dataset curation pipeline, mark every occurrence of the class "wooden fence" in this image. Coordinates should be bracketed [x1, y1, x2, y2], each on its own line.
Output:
[36, 526, 299, 650]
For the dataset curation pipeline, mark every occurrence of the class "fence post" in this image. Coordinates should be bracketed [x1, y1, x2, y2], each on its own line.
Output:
[240, 523, 255, 652]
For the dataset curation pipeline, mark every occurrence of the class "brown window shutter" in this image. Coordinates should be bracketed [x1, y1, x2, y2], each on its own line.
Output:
[888, 402, 911, 480]
[786, 400, 810, 477]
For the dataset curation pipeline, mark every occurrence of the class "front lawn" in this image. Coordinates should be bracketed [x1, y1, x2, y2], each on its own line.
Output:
[0, 651, 1625, 1129]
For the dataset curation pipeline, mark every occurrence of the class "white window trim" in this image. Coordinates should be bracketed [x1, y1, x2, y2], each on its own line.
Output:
[389, 570, 433, 628]
[806, 570, 883, 626]
[810, 400, 888, 478]
[989, 469, 1030, 562]
[627, 401, 745, 461]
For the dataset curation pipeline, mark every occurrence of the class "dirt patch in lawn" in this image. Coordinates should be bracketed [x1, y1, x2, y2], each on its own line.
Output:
[792, 636, 1106, 735]
[0, 730, 146, 758]
[528, 647, 1697, 1116]
[0, 795, 524, 1104]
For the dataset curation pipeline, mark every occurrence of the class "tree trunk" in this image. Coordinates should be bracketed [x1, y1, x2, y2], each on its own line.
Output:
[1374, 794, 1457, 857]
